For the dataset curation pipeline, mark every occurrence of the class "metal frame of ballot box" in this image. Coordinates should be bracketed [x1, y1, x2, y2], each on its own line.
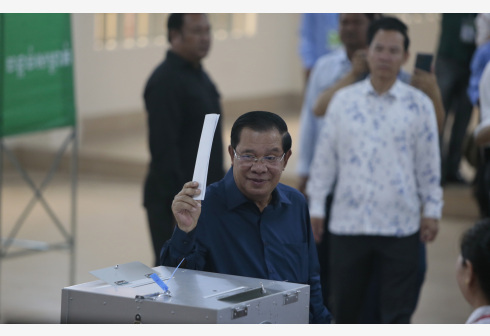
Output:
[61, 263, 310, 324]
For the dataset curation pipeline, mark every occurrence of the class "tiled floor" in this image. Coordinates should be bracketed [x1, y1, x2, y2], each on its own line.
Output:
[0, 110, 481, 324]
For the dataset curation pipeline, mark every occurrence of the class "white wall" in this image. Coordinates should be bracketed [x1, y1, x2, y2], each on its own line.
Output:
[207, 14, 303, 99]
[71, 13, 303, 119]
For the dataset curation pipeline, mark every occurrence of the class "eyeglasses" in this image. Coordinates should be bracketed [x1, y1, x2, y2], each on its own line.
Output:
[233, 149, 286, 167]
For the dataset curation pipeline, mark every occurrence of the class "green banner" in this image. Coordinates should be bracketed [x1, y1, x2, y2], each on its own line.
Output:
[0, 13, 76, 137]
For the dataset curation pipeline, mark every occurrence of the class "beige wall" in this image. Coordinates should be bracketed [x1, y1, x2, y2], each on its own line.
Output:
[71, 13, 303, 118]
[6, 13, 443, 150]
[208, 14, 303, 99]
[391, 13, 442, 71]
[71, 13, 443, 118]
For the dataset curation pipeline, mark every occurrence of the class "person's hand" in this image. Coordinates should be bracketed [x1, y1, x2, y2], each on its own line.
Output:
[350, 49, 369, 78]
[420, 217, 439, 243]
[410, 68, 438, 98]
[311, 217, 325, 244]
[171, 181, 202, 233]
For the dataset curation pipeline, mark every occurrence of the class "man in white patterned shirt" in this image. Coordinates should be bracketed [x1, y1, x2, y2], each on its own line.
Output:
[307, 17, 443, 323]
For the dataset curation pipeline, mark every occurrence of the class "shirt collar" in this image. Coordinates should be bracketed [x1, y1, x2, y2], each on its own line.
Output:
[466, 305, 490, 323]
[223, 167, 292, 210]
[166, 49, 202, 71]
[362, 76, 404, 99]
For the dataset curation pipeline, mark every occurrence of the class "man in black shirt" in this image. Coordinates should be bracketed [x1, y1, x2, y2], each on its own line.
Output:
[143, 13, 224, 266]
[435, 13, 477, 184]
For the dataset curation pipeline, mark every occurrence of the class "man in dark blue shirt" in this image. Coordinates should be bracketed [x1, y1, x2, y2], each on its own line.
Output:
[161, 111, 331, 323]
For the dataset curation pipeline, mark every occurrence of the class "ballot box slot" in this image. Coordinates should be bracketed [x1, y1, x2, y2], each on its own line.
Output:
[218, 287, 279, 303]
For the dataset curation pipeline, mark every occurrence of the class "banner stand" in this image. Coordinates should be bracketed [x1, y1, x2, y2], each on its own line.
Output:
[0, 128, 78, 317]
[0, 13, 78, 322]
[0, 129, 77, 267]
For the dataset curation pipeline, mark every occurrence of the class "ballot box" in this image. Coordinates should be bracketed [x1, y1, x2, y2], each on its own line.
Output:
[60, 262, 310, 324]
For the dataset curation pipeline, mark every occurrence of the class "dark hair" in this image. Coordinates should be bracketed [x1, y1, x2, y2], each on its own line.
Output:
[367, 16, 410, 51]
[460, 218, 490, 302]
[339, 13, 382, 23]
[167, 13, 185, 43]
[364, 13, 383, 22]
[231, 111, 292, 153]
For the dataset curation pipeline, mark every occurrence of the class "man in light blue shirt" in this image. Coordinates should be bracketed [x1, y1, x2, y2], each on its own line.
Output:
[298, 13, 340, 81]
[307, 17, 443, 323]
[297, 14, 383, 195]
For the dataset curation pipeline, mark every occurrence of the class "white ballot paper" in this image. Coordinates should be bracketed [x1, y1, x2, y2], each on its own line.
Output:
[192, 113, 220, 200]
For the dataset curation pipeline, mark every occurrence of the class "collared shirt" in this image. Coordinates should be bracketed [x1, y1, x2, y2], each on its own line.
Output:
[297, 48, 351, 177]
[143, 50, 224, 205]
[467, 41, 490, 106]
[307, 78, 443, 237]
[475, 62, 490, 139]
[161, 168, 331, 324]
[298, 13, 340, 69]
[466, 305, 490, 324]
[297, 48, 412, 177]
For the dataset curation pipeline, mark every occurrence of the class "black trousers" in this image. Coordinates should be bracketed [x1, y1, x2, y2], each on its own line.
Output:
[435, 57, 473, 182]
[329, 232, 419, 324]
[145, 197, 175, 266]
[318, 194, 426, 323]
[317, 193, 387, 322]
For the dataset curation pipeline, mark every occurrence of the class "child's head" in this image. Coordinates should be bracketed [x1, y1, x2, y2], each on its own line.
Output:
[457, 218, 490, 306]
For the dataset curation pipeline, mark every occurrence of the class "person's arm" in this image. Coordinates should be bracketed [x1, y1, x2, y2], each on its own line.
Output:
[307, 94, 341, 242]
[297, 60, 326, 195]
[160, 182, 206, 268]
[410, 68, 445, 134]
[313, 49, 368, 117]
[172, 181, 202, 233]
[414, 95, 443, 242]
[467, 52, 481, 107]
[310, 217, 325, 244]
[420, 217, 439, 243]
[475, 63, 490, 146]
[296, 101, 316, 196]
